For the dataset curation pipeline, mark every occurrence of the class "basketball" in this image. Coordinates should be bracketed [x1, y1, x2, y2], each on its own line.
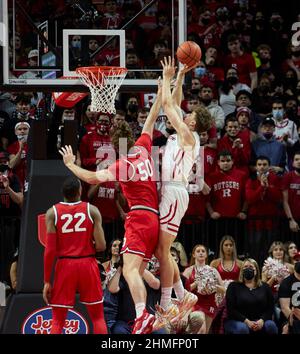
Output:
[176, 41, 202, 67]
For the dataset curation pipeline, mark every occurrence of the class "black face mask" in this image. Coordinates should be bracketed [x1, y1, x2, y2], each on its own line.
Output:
[286, 107, 297, 117]
[190, 88, 200, 95]
[128, 104, 138, 112]
[202, 18, 210, 26]
[260, 57, 270, 64]
[243, 267, 255, 280]
[295, 262, 300, 274]
[256, 19, 264, 26]
[271, 19, 281, 30]
[166, 127, 175, 135]
[295, 167, 300, 174]
[259, 85, 271, 94]
[292, 50, 300, 58]
[0, 164, 8, 173]
[227, 76, 238, 85]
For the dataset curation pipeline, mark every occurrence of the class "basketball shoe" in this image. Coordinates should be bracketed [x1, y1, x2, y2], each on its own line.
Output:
[132, 309, 155, 334]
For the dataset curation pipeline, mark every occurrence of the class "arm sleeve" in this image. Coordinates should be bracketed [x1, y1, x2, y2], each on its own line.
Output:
[44, 232, 57, 283]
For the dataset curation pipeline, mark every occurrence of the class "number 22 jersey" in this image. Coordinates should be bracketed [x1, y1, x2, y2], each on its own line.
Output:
[53, 201, 95, 257]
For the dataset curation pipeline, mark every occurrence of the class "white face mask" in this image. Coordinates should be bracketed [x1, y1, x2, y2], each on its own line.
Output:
[17, 134, 28, 142]
[63, 115, 75, 121]
[138, 122, 144, 128]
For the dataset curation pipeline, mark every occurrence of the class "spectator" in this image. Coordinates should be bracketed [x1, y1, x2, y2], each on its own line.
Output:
[283, 242, 299, 266]
[79, 114, 113, 171]
[183, 244, 224, 333]
[101, 0, 123, 29]
[251, 117, 286, 174]
[199, 84, 225, 133]
[235, 89, 262, 133]
[245, 155, 282, 265]
[224, 34, 258, 90]
[1, 95, 33, 149]
[251, 75, 274, 117]
[80, 102, 99, 134]
[206, 150, 247, 221]
[124, 95, 140, 123]
[250, 12, 268, 49]
[271, 98, 299, 147]
[282, 43, 300, 81]
[224, 258, 278, 334]
[217, 116, 251, 174]
[256, 44, 273, 79]
[112, 110, 126, 128]
[7, 122, 30, 188]
[282, 152, 300, 232]
[278, 252, 300, 334]
[236, 107, 257, 142]
[19, 50, 40, 79]
[219, 67, 251, 117]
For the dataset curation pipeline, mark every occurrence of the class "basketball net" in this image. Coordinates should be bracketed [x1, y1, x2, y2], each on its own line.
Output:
[76, 66, 128, 114]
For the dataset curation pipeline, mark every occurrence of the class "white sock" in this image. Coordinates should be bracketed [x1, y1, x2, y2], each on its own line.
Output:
[173, 280, 185, 301]
[160, 287, 173, 310]
[135, 302, 145, 318]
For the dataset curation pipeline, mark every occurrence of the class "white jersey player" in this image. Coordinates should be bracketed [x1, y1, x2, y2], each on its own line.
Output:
[153, 57, 212, 330]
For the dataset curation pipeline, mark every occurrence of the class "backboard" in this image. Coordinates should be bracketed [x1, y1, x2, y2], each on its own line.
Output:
[1, 0, 187, 92]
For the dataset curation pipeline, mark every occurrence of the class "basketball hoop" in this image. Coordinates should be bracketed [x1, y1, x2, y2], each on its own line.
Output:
[76, 66, 128, 114]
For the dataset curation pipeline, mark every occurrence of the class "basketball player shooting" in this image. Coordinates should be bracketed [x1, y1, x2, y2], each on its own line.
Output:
[154, 56, 212, 326]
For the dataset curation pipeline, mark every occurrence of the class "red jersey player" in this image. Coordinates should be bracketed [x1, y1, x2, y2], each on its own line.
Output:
[59, 83, 162, 334]
[43, 176, 107, 334]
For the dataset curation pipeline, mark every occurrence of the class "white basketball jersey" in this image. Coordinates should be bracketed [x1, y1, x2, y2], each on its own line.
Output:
[161, 132, 200, 187]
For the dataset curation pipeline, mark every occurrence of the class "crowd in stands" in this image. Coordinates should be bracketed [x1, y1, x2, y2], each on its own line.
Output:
[1, 0, 300, 334]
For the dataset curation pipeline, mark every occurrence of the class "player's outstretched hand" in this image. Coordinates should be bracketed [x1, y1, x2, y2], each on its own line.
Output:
[160, 56, 176, 80]
[178, 61, 200, 75]
[59, 145, 76, 167]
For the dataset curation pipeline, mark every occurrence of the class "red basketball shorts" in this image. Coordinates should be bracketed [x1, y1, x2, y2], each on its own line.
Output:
[121, 209, 159, 261]
[49, 258, 103, 308]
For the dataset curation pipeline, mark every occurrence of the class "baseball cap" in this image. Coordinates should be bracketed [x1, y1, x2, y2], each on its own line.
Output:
[261, 116, 275, 126]
[237, 106, 251, 117]
[294, 252, 300, 261]
[28, 49, 38, 59]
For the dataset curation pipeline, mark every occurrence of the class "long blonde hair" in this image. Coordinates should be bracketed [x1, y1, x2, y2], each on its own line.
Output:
[218, 235, 237, 261]
[238, 258, 262, 287]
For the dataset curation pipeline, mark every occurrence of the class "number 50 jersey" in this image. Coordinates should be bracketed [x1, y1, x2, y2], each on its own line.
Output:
[53, 201, 95, 257]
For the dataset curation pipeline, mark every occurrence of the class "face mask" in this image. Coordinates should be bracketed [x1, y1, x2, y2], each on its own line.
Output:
[138, 122, 144, 128]
[17, 134, 28, 142]
[294, 167, 300, 173]
[272, 109, 284, 120]
[128, 103, 138, 112]
[260, 57, 269, 64]
[259, 85, 270, 93]
[72, 40, 81, 49]
[194, 67, 206, 77]
[256, 19, 264, 26]
[295, 261, 300, 274]
[166, 127, 175, 135]
[243, 267, 255, 280]
[271, 19, 281, 30]
[63, 115, 75, 121]
[227, 76, 238, 85]
[18, 111, 29, 119]
[292, 50, 300, 57]
[0, 164, 8, 173]
[96, 122, 110, 133]
[202, 18, 210, 25]
[190, 88, 200, 95]
[263, 132, 273, 139]
[286, 107, 297, 117]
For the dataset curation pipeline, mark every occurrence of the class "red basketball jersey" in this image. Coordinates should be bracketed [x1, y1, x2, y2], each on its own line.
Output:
[53, 201, 95, 257]
[108, 133, 158, 210]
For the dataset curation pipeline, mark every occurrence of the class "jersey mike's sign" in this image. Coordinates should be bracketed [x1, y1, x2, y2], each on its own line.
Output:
[22, 307, 89, 334]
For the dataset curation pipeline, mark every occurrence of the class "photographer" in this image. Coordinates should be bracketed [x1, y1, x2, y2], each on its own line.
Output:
[7, 122, 30, 188]
[279, 252, 300, 334]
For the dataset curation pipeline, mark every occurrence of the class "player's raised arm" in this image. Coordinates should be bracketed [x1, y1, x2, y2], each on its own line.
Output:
[142, 78, 162, 139]
[161, 56, 194, 146]
[59, 145, 114, 184]
[172, 63, 198, 107]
